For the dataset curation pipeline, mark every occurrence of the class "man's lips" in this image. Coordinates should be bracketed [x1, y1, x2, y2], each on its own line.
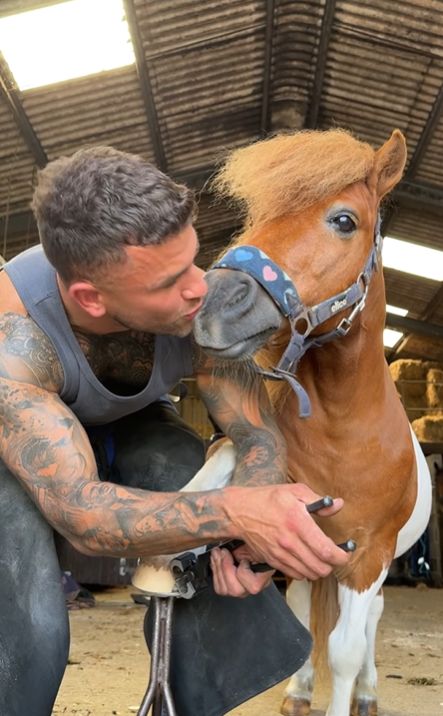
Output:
[183, 302, 203, 320]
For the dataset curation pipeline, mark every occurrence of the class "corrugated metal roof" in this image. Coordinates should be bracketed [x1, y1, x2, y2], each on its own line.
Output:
[0, 0, 442, 361]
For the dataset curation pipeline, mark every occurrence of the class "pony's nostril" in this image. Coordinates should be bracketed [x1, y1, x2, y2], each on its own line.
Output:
[225, 282, 251, 309]
[225, 280, 253, 308]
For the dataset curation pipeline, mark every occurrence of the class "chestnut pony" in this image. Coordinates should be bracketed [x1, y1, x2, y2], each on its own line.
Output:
[192, 129, 432, 716]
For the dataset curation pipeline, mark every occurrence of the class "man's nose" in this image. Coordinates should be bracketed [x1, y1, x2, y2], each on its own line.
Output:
[182, 266, 208, 300]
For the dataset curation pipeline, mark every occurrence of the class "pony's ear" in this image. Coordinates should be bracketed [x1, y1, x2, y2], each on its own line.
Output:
[369, 129, 407, 200]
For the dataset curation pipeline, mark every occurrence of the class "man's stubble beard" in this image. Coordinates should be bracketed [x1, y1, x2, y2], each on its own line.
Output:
[109, 312, 193, 338]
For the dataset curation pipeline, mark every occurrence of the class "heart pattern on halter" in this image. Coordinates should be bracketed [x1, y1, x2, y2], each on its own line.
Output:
[233, 248, 254, 262]
[263, 265, 278, 282]
[212, 244, 299, 317]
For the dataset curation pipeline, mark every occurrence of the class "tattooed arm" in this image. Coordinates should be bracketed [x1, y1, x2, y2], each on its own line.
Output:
[0, 313, 349, 580]
[194, 351, 288, 487]
[0, 313, 237, 557]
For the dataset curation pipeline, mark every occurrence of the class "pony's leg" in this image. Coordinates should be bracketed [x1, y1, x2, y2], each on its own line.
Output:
[180, 440, 236, 492]
[326, 570, 387, 716]
[351, 590, 384, 716]
[281, 579, 314, 716]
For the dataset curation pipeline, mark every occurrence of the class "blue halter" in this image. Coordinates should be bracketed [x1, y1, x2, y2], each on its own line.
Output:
[212, 228, 382, 418]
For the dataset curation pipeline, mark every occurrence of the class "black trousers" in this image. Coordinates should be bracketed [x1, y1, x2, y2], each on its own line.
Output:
[0, 402, 205, 716]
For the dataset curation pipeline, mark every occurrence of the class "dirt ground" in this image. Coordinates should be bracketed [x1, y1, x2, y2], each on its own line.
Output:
[53, 584, 443, 716]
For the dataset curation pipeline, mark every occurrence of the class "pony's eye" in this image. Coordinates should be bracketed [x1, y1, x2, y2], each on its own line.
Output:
[329, 213, 357, 235]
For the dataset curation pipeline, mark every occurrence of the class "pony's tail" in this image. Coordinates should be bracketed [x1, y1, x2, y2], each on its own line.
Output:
[310, 574, 339, 676]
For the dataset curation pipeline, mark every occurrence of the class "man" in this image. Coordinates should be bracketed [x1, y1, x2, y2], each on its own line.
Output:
[0, 146, 348, 715]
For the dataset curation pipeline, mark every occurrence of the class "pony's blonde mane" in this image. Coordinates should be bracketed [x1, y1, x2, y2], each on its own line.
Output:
[213, 129, 375, 226]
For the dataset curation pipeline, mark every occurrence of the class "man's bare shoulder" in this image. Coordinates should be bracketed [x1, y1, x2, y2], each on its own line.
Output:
[0, 311, 64, 392]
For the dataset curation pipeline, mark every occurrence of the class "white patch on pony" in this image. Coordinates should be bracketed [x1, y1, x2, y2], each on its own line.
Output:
[284, 579, 314, 702]
[353, 591, 384, 702]
[394, 427, 432, 558]
[179, 441, 236, 492]
[326, 569, 388, 716]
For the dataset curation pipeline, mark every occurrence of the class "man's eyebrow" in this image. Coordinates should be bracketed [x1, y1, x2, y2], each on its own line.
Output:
[150, 240, 200, 290]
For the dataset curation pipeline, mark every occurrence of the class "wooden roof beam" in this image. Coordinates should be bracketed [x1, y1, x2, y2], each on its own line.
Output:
[0, 52, 47, 168]
[123, 0, 167, 171]
[260, 0, 275, 135]
[305, 0, 336, 129]
[405, 83, 443, 180]
[388, 281, 443, 358]
[382, 179, 443, 235]
[386, 313, 443, 340]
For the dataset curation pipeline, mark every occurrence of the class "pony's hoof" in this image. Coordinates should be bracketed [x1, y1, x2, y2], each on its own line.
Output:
[281, 695, 311, 716]
[350, 697, 378, 716]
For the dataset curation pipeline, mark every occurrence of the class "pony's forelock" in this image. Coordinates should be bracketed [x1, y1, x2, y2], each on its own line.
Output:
[213, 129, 375, 226]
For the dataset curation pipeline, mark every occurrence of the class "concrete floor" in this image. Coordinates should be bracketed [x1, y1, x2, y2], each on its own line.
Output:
[53, 584, 443, 716]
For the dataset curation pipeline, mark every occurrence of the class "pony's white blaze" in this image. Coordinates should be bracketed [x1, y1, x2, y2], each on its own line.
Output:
[394, 429, 432, 558]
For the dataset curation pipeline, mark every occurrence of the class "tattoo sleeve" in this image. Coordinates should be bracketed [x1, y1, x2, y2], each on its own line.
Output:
[0, 314, 234, 556]
[195, 357, 288, 487]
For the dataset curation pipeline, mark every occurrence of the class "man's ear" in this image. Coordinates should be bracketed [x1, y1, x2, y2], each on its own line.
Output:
[67, 281, 106, 317]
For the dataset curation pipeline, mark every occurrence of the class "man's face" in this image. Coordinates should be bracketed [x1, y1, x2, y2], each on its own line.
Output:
[96, 224, 208, 336]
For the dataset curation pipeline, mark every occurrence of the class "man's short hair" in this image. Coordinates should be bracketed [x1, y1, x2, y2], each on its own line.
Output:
[31, 146, 196, 284]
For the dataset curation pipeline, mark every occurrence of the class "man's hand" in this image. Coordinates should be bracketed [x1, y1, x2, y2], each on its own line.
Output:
[223, 482, 350, 581]
[210, 547, 275, 597]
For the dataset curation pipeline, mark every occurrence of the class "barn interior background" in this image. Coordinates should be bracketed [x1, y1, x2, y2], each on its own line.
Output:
[0, 0, 442, 584]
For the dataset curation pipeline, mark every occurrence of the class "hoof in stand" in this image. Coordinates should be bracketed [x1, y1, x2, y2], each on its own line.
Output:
[281, 695, 311, 716]
[350, 697, 378, 716]
[131, 557, 178, 597]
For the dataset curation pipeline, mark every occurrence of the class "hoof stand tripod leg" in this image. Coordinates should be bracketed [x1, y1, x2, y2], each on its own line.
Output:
[137, 595, 177, 716]
[133, 549, 209, 716]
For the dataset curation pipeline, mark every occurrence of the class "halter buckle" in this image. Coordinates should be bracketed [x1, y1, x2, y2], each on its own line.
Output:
[336, 316, 353, 336]
[335, 274, 369, 336]
[289, 307, 315, 337]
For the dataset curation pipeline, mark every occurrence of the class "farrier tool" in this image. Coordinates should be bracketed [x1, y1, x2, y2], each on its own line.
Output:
[134, 495, 355, 716]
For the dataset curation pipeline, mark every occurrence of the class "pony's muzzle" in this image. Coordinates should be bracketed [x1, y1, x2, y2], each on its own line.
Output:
[194, 269, 283, 354]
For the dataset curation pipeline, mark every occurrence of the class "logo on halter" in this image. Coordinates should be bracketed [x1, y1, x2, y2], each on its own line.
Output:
[331, 298, 347, 313]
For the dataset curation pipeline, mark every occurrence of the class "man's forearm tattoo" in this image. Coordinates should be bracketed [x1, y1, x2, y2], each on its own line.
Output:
[199, 367, 287, 487]
[0, 378, 230, 556]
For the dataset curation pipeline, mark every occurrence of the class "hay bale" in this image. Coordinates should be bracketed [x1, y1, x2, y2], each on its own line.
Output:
[424, 360, 443, 372]
[426, 368, 443, 410]
[412, 414, 443, 443]
[389, 359, 427, 396]
[389, 359, 428, 420]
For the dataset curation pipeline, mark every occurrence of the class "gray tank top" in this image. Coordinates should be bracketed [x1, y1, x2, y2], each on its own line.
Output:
[4, 245, 194, 425]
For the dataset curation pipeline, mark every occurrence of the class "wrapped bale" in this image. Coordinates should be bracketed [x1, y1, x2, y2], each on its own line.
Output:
[412, 413, 443, 443]
[389, 359, 428, 421]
